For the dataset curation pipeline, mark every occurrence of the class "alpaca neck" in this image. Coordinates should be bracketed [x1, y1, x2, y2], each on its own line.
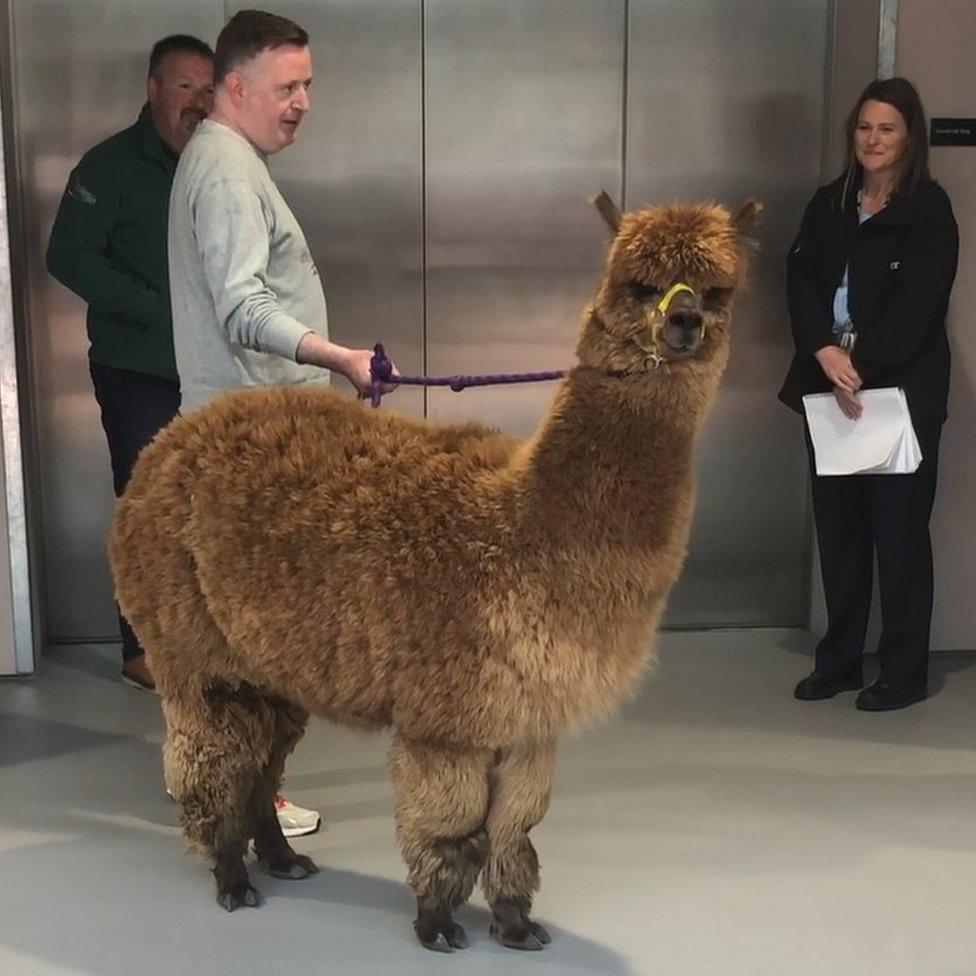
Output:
[516, 362, 721, 551]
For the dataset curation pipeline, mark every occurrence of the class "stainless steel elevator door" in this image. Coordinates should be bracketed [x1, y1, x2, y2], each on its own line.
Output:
[626, 0, 829, 625]
[424, 0, 626, 438]
[10, 1, 227, 640]
[14, 1, 829, 641]
[424, 0, 827, 627]
[15, 1, 423, 642]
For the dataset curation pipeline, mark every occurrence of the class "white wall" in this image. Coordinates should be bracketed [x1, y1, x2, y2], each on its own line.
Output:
[897, 0, 976, 650]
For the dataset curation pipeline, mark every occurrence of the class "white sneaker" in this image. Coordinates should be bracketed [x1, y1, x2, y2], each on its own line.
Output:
[165, 789, 321, 839]
[275, 795, 321, 838]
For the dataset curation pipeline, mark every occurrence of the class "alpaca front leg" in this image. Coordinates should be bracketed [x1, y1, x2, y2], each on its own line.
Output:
[482, 739, 556, 950]
[389, 736, 492, 952]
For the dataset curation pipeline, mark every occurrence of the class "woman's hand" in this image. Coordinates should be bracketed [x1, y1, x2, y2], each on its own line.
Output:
[815, 345, 862, 393]
[833, 386, 862, 420]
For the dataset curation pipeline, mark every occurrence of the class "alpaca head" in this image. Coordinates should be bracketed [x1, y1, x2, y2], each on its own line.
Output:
[578, 194, 760, 375]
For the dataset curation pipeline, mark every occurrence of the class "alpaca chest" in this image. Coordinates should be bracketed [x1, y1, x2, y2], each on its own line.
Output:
[395, 607, 659, 747]
[504, 623, 657, 736]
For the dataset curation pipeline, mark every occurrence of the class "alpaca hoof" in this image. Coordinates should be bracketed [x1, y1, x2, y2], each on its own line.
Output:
[261, 853, 320, 880]
[490, 920, 551, 951]
[426, 933, 454, 954]
[415, 916, 468, 952]
[217, 882, 261, 912]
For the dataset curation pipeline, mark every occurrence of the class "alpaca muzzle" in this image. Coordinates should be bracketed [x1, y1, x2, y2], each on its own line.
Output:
[632, 282, 703, 366]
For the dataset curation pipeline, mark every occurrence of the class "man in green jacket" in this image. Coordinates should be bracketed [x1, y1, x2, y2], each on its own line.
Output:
[47, 34, 215, 691]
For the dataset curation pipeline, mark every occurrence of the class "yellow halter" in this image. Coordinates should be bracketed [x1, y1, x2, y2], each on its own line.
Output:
[632, 282, 699, 368]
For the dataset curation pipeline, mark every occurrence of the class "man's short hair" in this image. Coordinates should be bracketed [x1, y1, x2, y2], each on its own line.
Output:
[214, 10, 309, 85]
[148, 35, 215, 78]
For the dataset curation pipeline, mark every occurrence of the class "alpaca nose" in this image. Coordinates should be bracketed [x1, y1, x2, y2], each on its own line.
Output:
[663, 310, 703, 353]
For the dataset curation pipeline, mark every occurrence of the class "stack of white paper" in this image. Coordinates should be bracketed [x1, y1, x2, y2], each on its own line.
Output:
[802, 387, 922, 476]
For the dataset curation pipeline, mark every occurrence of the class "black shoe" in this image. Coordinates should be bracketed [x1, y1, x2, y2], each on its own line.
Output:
[794, 669, 863, 701]
[855, 680, 927, 712]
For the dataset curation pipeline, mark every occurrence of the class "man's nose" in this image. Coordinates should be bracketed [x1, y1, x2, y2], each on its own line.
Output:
[294, 87, 310, 112]
[191, 88, 212, 110]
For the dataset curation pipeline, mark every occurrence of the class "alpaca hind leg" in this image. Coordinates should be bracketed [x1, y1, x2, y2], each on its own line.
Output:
[251, 698, 319, 880]
[389, 736, 492, 952]
[482, 740, 556, 950]
[162, 686, 274, 911]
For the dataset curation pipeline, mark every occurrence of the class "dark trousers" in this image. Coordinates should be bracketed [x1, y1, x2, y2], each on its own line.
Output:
[90, 362, 180, 661]
[807, 417, 942, 692]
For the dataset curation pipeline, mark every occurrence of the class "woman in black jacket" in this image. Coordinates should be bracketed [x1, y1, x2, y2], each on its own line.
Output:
[781, 77, 959, 711]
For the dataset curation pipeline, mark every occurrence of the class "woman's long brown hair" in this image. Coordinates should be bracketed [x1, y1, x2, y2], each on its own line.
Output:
[839, 77, 932, 209]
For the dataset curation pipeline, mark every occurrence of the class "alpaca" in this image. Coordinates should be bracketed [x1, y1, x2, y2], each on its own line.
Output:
[110, 194, 759, 952]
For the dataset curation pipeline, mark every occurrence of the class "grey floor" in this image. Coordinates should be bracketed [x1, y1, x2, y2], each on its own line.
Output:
[2, 630, 975, 976]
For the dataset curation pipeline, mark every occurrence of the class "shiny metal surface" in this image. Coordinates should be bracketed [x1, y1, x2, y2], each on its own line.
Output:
[878, 0, 899, 78]
[225, 1, 425, 418]
[423, 0, 828, 625]
[8, 1, 225, 641]
[0, 79, 33, 673]
[423, 0, 626, 436]
[9, 0, 835, 639]
[12, 0, 423, 641]
[624, 0, 830, 626]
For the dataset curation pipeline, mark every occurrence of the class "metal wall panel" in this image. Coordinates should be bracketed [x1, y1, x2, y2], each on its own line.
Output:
[9, 1, 226, 640]
[424, 0, 626, 435]
[225, 1, 425, 416]
[10, 0, 833, 639]
[626, 0, 831, 625]
[15, 1, 423, 642]
[423, 0, 828, 626]
[0, 64, 33, 672]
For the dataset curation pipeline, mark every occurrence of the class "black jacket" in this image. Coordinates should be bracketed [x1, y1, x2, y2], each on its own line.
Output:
[779, 177, 959, 420]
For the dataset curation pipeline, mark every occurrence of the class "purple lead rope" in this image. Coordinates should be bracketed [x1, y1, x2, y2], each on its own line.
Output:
[368, 343, 566, 408]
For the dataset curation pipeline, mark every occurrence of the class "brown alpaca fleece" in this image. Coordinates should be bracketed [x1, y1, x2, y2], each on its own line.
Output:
[109, 197, 759, 950]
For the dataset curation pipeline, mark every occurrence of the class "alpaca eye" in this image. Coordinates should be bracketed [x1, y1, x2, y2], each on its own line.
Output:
[630, 283, 661, 304]
[704, 288, 732, 308]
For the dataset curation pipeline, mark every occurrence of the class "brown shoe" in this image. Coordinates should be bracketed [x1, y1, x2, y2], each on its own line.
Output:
[121, 655, 157, 693]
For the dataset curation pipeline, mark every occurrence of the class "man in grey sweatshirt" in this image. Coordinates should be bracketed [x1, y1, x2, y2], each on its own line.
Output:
[168, 9, 387, 413]
[168, 9, 391, 838]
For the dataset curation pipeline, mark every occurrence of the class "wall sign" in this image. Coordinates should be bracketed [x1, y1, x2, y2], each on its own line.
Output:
[930, 119, 976, 146]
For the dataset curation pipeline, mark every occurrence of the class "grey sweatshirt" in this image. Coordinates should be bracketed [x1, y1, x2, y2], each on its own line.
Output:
[168, 119, 329, 413]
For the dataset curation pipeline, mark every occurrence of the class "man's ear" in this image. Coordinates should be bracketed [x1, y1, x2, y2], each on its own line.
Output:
[224, 70, 246, 105]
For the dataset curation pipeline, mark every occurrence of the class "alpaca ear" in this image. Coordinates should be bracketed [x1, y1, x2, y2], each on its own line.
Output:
[732, 199, 763, 237]
[592, 190, 622, 234]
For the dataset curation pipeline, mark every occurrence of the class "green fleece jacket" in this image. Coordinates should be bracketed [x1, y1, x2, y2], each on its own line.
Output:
[46, 104, 179, 381]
